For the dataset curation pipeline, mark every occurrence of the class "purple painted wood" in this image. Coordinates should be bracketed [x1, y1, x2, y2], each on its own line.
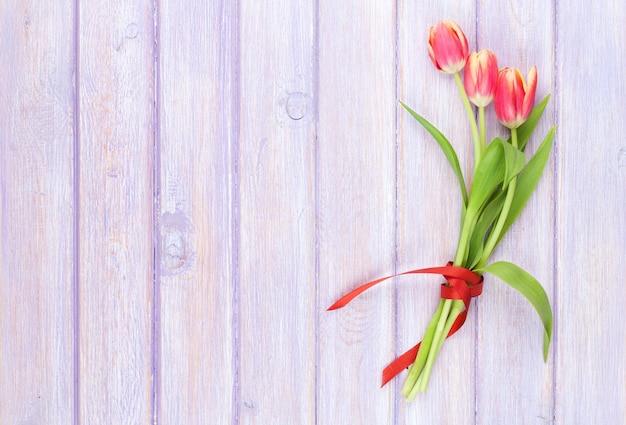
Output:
[555, 1, 626, 423]
[316, 2, 397, 423]
[0, 0, 76, 423]
[76, 0, 156, 422]
[0, 0, 625, 423]
[157, 1, 235, 423]
[237, 2, 317, 424]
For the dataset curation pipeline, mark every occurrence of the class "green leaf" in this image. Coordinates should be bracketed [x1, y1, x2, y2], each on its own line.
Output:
[466, 136, 524, 216]
[513, 95, 551, 152]
[465, 189, 506, 269]
[476, 261, 553, 361]
[500, 139, 526, 187]
[496, 127, 556, 246]
[457, 139, 510, 266]
[466, 139, 505, 216]
[400, 101, 468, 206]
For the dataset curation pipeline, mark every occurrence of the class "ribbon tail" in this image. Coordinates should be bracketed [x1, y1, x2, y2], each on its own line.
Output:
[381, 343, 420, 387]
[329, 264, 478, 311]
[327, 275, 394, 310]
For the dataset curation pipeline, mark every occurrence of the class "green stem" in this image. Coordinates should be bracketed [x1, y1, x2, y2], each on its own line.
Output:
[476, 128, 519, 268]
[453, 214, 472, 266]
[404, 175, 477, 397]
[409, 299, 452, 393]
[479, 106, 486, 155]
[402, 89, 483, 397]
[453, 72, 481, 170]
[401, 299, 444, 396]
[409, 299, 464, 397]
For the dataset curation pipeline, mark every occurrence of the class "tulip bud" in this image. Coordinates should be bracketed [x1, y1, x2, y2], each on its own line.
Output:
[494, 66, 538, 129]
[463, 50, 498, 107]
[427, 20, 469, 74]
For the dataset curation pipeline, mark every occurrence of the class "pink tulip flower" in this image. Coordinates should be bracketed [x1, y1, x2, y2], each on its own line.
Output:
[494, 66, 538, 129]
[464, 50, 499, 107]
[427, 20, 469, 74]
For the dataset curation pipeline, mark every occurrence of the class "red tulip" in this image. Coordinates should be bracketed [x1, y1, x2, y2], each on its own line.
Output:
[494, 66, 538, 129]
[463, 50, 498, 107]
[427, 20, 469, 74]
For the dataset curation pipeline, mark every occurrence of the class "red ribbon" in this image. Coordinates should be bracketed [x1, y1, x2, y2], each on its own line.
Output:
[328, 263, 483, 387]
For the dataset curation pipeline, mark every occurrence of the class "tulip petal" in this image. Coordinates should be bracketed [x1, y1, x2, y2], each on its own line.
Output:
[495, 68, 516, 127]
[427, 28, 438, 69]
[495, 66, 538, 129]
[446, 20, 469, 58]
[521, 66, 538, 121]
[464, 49, 498, 107]
[428, 20, 468, 74]
[513, 69, 525, 123]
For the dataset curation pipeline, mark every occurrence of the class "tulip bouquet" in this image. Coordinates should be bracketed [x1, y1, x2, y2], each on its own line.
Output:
[329, 20, 555, 401]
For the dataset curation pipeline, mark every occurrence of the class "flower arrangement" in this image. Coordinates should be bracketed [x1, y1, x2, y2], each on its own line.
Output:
[329, 20, 555, 401]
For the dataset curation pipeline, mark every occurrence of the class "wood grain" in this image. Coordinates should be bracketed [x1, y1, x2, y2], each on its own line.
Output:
[317, 1, 397, 423]
[476, 2, 555, 424]
[0, 0, 76, 422]
[237, 1, 316, 424]
[555, 1, 626, 423]
[157, 1, 234, 423]
[77, 0, 155, 422]
[396, 4, 477, 423]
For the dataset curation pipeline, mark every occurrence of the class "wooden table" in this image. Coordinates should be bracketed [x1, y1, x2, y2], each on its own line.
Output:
[1, 1, 624, 423]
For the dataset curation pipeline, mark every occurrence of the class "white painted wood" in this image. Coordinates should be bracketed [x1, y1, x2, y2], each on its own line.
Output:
[317, 1, 397, 423]
[0, 1, 76, 422]
[555, 1, 626, 423]
[396, 4, 477, 423]
[476, 2, 555, 424]
[157, 1, 234, 423]
[77, 1, 155, 422]
[237, 1, 316, 424]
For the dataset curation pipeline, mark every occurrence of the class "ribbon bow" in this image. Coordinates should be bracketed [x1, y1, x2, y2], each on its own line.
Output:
[328, 263, 483, 386]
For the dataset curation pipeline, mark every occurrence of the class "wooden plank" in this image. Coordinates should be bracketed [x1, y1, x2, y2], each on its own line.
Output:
[475, 2, 555, 423]
[77, 1, 155, 422]
[157, 1, 234, 423]
[396, 5, 477, 422]
[0, 0, 76, 422]
[317, 2, 397, 423]
[237, 1, 316, 423]
[555, 2, 626, 423]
